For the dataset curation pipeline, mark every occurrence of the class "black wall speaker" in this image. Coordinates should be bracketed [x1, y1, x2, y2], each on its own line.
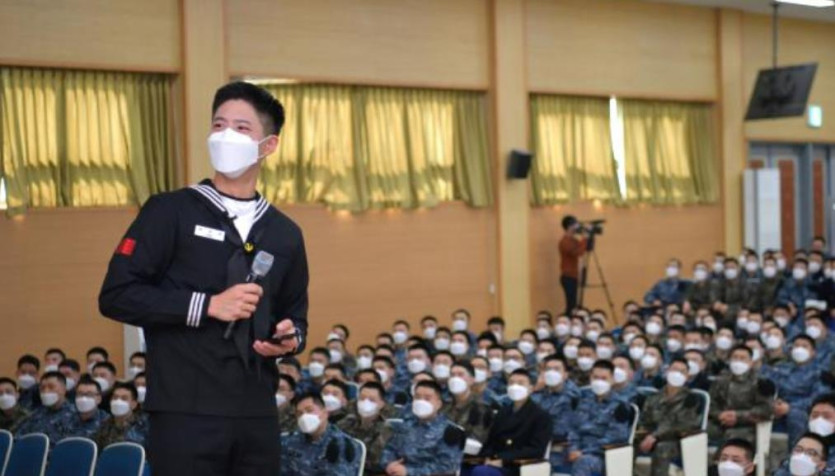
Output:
[507, 149, 532, 179]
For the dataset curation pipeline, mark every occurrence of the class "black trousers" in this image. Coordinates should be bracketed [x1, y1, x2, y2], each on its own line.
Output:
[560, 275, 578, 314]
[148, 412, 280, 476]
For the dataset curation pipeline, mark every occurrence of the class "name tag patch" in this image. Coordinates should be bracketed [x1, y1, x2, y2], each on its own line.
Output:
[194, 225, 225, 242]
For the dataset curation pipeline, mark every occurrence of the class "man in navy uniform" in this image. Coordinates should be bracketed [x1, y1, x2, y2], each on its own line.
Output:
[99, 81, 308, 476]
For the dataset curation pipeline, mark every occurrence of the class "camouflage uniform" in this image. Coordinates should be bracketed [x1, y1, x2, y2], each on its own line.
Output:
[644, 278, 686, 306]
[532, 380, 581, 471]
[764, 360, 829, 445]
[777, 278, 817, 310]
[772, 444, 835, 476]
[337, 412, 393, 474]
[17, 387, 40, 411]
[0, 405, 29, 432]
[566, 390, 632, 476]
[15, 400, 76, 447]
[67, 409, 110, 439]
[442, 393, 493, 444]
[686, 280, 715, 311]
[715, 277, 747, 323]
[93, 411, 149, 449]
[639, 388, 702, 476]
[280, 423, 363, 476]
[753, 276, 783, 312]
[707, 370, 774, 445]
[278, 404, 296, 434]
[380, 413, 464, 476]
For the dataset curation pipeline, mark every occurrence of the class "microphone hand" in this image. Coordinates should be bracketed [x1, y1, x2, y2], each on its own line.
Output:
[209, 283, 263, 322]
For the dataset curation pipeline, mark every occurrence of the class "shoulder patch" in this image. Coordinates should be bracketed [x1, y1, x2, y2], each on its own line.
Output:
[443, 424, 466, 449]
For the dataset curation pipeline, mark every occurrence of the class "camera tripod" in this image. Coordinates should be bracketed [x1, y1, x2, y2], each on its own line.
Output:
[577, 232, 616, 318]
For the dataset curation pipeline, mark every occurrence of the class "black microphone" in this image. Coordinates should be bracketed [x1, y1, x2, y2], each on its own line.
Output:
[223, 251, 274, 340]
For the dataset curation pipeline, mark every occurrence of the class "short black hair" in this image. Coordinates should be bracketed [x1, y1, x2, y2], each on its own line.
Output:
[59, 359, 80, 373]
[372, 356, 395, 369]
[17, 354, 40, 371]
[719, 438, 755, 462]
[509, 368, 533, 384]
[729, 345, 753, 359]
[325, 363, 346, 377]
[93, 361, 117, 376]
[812, 392, 835, 413]
[41, 371, 66, 386]
[793, 334, 817, 349]
[453, 309, 471, 319]
[562, 215, 578, 231]
[360, 381, 386, 400]
[393, 320, 411, 329]
[0, 377, 17, 390]
[322, 379, 349, 398]
[310, 347, 330, 360]
[592, 360, 615, 374]
[669, 357, 689, 369]
[452, 360, 474, 376]
[129, 352, 146, 361]
[211, 81, 285, 136]
[421, 315, 438, 324]
[487, 316, 505, 327]
[112, 381, 138, 401]
[76, 376, 102, 394]
[477, 332, 498, 345]
[796, 432, 829, 460]
[278, 374, 297, 391]
[354, 369, 381, 383]
[278, 357, 302, 372]
[333, 324, 350, 340]
[86, 347, 109, 360]
[292, 391, 325, 409]
[45, 348, 66, 360]
[414, 380, 443, 399]
[543, 354, 568, 367]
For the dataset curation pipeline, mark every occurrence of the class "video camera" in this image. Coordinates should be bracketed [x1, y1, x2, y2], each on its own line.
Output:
[578, 219, 606, 236]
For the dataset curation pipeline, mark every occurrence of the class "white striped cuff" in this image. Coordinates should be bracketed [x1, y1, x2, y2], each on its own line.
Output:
[187, 292, 207, 327]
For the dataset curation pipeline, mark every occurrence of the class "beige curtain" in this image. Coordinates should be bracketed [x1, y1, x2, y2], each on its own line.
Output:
[530, 95, 620, 205]
[621, 99, 718, 205]
[0, 67, 177, 215]
[258, 83, 492, 212]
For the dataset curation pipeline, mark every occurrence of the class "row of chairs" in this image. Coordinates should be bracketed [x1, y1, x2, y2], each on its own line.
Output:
[0, 431, 145, 476]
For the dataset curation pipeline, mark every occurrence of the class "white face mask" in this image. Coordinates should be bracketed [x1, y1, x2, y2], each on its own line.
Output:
[298, 412, 322, 434]
[411, 399, 435, 418]
[474, 369, 488, 383]
[503, 360, 523, 374]
[717, 461, 746, 476]
[713, 262, 725, 273]
[0, 394, 18, 411]
[536, 327, 551, 340]
[536, 352, 549, 363]
[357, 399, 380, 418]
[40, 392, 60, 407]
[746, 321, 761, 334]
[736, 317, 749, 329]
[646, 322, 663, 336]
[725, 268, 739, 280]
[393, 331, 408, 345]
[666, 266, 680, 278]
[590, 379, 612, 396]
[76, 396, 98, 414]
[327, 332, 342, 342]
[570, 325, 584, 337]
[376, 369, 389, 384]
[448, 377, 468, 395]
[716, 336, 734, 351]
[687, 360, 701, 376]
[507, 384, 529, 402]
[95, 377, 111, 393]
[110, 399, 131, 417]
[544, 370, 564, 387]
[308, 362, 325, 378]
[450, 342, 468, 357]
[777, 258, 787, 270]
[488, 358, 504, 373]
[789, 453, 819, 476]
[518, 341, 535, 355]
[577, 357, 595, 371]
[666, 339, 682, 353]
[807, 326, 823, 340]
[694, 269, 708, 282]
[775, 316, 790, 328]
[563, 345, 579, 360]
[65, 377, 77, 392]
[826, 268, 835, 279]
[555, 323, 570, 337]
[423, 327, 437, 339]
[127, 366, 143, 380]
[622, 333, 636, 345]
[452, 320, 468, 332]
[597, 346, 614, 360]
[207, 128, 265, 179]
[810, 261, 822, 274]
[586, 330, 600, 342]
[613, 367, 628, 384]
[666, 370, 687, 387]
[752, 348, 762, 361]
[275, 393, 287, 408]
[809, 417, 835, 437]
[476, 349, 488, 358]
[763, 266, 778, 278]
[44, 364, 59, 373]
[729, 361, 750, 376]
[322, 394, 342, 412]
[433, 364, 451, 380]
[629, 347, 646, 361]
[766, 335, 783, 350]
[745, 262, 759, 273]
[792, 347, 812, 364]
[356, 356, 373, 370]
[641, 355, 658, 370]
[407, 359, 427, 374]
[434, 338, 450, 351]
[17, 375, 36, 390]
[793, 268, 808, 281]
[329, 350, 343, 363]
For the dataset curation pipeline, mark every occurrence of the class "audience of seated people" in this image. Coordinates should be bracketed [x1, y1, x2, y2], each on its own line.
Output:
[6, 243, 835, 475]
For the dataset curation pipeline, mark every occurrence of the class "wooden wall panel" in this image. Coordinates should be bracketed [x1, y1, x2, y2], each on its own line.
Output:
[227, 0, 490, 89]
[814, 160, 824, 237]
[530, 203, 724, 324]
[778, 160, 797, 256]
[0, 0, 180, 72]
[743, 14, 835, 142]
[526, 0, 718, 100]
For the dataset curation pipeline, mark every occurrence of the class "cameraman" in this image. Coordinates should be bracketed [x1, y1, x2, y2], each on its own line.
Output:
[559, 215, 587, 313]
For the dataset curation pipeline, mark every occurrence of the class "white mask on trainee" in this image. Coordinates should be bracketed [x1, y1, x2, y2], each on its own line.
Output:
[577, 357, 595, 372]
[0, 394, 18, 411]
[474, 369, 488, 383]
[432, 364, 451, 380]
[766, 335, 783, 350]
[518, 341, 535, 355]
[506, 384, 529, 402]
[356, 356, 373, 370]
[308, 362, 325, 378]
[298, 413, 322, 434]
[450, 342, 468, 357]
[596, 346, 614, 360]
[275, 393, 287, 408]
[411, 399, 435, 418]
[694, 269, 708, 282]
[789, 453, 819, 476]
[717, 461, 745, 476]
[563, 345, 579, 360]
[448, 377, 468, 395]
[110, 399, 131, 417]
[809, 417, 835, 437]
[666, 371, 687, 388]
[613, 367, 629, 384]
[95, 377, 111, 393]
[75, 396, 98, 414]
[452, 320, 468, 332]
[322, 394, 343, 412]
[590, 379, 611, 396]
[40, 392, 59, 407]
[544, 370, 564, 387]
[357, 399, 380, 418]
[208, 128, 267, 179]
[17, 375, 36, 390]
[65, 378, 77, 392]
[555, 323, 570, 337]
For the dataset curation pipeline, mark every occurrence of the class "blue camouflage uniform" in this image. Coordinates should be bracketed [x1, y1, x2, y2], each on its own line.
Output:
[15, 400, 76, 447]
[772, 440, 835, 476]
[487, 374, 507, 396]
[764, 359, 830, 445]
[565, 389, 632, 476]
[777, 278, 817, 310]
[17, 387, 40, 411]
[67, 408, 110, 439]
[380, 413, 464, 476]
[612, 382, 639, 403]
[813, 335, 835, 368]
[644, 278, 685, 306]
[532, 380, 581, 471]
[280, 423, 363, 476]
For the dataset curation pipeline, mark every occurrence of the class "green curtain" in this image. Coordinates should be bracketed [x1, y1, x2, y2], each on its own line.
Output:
[0, 67, 177, 215]
[530, 95, 620, 205]
[621, 99, 718, 205]
[257, 83, 492, 212]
